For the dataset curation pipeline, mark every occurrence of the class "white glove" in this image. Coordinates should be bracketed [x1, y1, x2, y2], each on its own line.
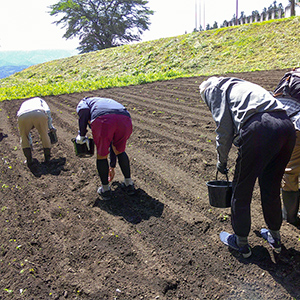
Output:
[76, 134, 87, 144]
[76, 135, 90, 150]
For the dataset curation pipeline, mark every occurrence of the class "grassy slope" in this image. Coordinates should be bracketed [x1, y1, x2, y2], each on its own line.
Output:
[1, 17, 300, 101]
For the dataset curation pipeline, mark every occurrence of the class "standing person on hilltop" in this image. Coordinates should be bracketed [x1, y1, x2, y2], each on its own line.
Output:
[17, 97, 56, 168]
[200, 77, 295, 258]
[75, 97, 135, 201]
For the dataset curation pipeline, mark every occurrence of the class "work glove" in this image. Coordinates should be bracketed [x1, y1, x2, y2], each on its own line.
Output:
[76, 134, 87, 144]
[217, 161, 228, 174]
[108, 167, 115, 182]
[76, 134, 90, 150]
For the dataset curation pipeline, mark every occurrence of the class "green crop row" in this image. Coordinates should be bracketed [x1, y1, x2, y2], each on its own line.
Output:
[0, 70, 184, 101]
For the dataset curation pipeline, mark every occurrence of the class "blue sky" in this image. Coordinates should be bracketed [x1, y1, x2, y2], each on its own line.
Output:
[0, 0, 291, 52]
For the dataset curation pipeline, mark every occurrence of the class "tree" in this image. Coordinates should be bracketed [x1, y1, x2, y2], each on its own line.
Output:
[212, 21, 218, 29]
[49, 0, 154, 53]
[220, 20, 228, 28]
[290, 0, 295, 16]
[206, 24, 212, 30]
[251, 10, 260, 21]
[278, 3, 284, 17]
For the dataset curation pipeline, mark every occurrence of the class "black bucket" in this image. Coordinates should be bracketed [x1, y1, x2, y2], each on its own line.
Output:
[48, 129, 58, 144]
[206, 172, 232, 208]
[72, 137, 95, 157]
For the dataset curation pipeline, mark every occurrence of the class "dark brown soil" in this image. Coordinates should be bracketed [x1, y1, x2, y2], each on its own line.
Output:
[0, 69, 300, 300]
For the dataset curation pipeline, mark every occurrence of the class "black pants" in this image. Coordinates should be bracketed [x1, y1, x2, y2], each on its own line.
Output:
[231, 111, 296, 237]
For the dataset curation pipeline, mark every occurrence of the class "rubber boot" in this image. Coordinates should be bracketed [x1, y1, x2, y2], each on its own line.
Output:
[22, 147, 33, 167]
[282, 190, 300, 225]
[43, 148, 51, 163]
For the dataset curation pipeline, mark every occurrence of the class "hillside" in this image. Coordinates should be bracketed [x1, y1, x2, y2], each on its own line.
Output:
[1, 17, 300, 100]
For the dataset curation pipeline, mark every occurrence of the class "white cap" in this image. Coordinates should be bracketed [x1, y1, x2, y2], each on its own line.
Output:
[199, 77, 220, 101]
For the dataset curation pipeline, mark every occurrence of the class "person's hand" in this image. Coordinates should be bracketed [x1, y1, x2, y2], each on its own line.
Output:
[76, 134, 90, 150]
[217, 161, 228, 174]
[76, 134, 88, 144]
[108, 167, 115, 182]
[50, 127, 56, 132]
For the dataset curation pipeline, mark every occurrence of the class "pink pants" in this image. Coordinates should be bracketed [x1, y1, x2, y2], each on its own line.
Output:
[91, 114, 132, 157]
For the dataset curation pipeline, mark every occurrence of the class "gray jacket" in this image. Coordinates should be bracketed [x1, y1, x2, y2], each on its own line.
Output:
[200, 77, 285, 164]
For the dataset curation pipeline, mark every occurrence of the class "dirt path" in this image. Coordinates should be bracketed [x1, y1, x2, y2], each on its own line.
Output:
[0, 70, 300, 299]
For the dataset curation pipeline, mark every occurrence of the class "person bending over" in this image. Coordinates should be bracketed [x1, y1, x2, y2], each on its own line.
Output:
[17, 97, 56, 167]
[76, 97, 135, 201]
[200, 77, 295, 258]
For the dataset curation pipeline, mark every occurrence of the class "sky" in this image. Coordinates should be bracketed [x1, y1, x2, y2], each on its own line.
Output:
[0, 0, 291, 53]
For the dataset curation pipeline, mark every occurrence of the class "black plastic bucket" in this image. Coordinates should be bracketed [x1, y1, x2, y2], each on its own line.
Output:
[72, 137, 95, 157]
[206, 172, 232, 208]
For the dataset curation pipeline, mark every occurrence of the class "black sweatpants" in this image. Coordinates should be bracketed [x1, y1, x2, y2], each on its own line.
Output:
[231, 111, 296, 237]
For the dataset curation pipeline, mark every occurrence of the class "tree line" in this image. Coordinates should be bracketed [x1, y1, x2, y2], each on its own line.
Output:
[197, 0, 298, 31]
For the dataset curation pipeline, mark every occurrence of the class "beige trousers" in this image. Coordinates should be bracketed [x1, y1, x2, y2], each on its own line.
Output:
[18, 110, 51, 149]
[282, 130, 300, 191]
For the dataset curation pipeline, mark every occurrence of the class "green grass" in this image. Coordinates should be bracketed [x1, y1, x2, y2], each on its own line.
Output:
[1, 17, 300, 101]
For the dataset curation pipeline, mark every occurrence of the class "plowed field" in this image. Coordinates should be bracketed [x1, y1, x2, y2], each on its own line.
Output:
[0, 70, 300, 300]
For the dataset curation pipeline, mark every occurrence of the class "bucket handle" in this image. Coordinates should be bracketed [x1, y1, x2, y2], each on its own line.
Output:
[215, 171, 230, 186]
